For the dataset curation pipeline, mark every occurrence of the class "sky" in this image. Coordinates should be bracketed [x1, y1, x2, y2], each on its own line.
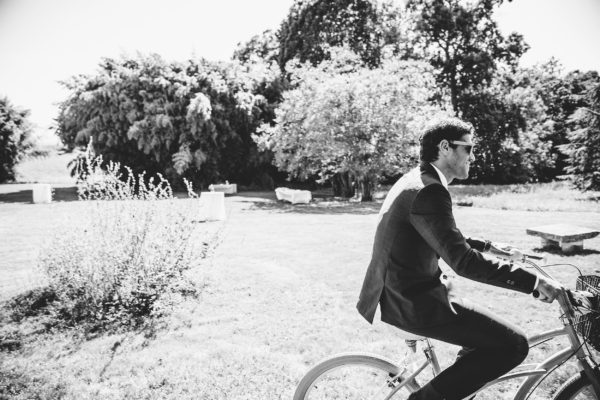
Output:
[0, 0, 599, 137]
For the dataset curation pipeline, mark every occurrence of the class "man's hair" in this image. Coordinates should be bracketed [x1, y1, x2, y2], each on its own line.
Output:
[419, 117, 475, 163]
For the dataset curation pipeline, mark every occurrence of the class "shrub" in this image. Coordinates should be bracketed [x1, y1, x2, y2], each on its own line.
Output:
[69, 139, 176, 201]
[37, 147, 213, 330]
[56, 53, 283, 190]
[256, 49, 447, 200]
[0, 97, 34, 183]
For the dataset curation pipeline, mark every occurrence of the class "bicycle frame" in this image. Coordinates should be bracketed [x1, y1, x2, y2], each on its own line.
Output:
[385, 261, 600, 400]
[483, 321, 599, 400]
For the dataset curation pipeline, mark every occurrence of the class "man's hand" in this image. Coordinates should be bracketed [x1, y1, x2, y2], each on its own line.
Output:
[490, 242, 523, 262]
[502, 245, 523, 262]
[534, 277, 563, 303]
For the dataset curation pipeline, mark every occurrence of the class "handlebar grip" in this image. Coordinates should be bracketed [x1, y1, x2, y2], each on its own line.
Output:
[532, 290, 540, 298]
[524, 254, 545, 261]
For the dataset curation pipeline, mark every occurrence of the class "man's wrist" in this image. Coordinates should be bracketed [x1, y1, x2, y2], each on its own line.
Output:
[483, 240, 492, 252]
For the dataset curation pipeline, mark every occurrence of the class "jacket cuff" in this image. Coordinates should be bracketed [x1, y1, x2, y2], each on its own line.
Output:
[483, 240, 491, 252]
[466, 237, 489, 252]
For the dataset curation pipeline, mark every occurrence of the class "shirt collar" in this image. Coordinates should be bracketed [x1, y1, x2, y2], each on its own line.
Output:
[430, 163, 448, 189]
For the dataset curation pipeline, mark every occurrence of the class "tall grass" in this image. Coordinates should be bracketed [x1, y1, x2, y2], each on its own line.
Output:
[20, 143, 207, 330]
[39, 200, 199, 327]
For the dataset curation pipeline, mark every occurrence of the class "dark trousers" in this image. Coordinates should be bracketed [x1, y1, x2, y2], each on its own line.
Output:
[403, 298, 529, 400]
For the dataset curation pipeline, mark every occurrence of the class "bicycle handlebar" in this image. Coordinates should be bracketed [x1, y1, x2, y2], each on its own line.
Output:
[522, 253, 544, 261]
[516, 253, 550, 299]
[497, 252, 593, 311]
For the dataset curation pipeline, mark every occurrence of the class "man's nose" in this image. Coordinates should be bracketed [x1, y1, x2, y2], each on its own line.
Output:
[469, 151, 475, 162]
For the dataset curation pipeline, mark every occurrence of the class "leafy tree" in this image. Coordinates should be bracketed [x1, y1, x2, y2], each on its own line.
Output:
[540, 67, 600, 177]
[233, 30, 279, 65]
[498, 61, 600, 180]
[255, 48, 446, 200]
[0, 97, 33, 182]
[56, 54, 283, 189]
[277, 0, 384, 70]
[561, 82, 600, 190]
[407, 0, 529, 113]
[460, 71, 555, 184]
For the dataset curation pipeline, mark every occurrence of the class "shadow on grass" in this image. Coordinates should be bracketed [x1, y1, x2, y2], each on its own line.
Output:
[0, 287, 161, 398]
[249, 198, 382, 215]
[531, 246, 600, 257]
[0, 187, 79, 203]
[0, 286, 167, 355]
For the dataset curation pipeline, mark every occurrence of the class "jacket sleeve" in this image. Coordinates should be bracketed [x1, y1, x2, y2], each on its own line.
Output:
[409, 184, 536, 294]
[465, 237, 488, 252]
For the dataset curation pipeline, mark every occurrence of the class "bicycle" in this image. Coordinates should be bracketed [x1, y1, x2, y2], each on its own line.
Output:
[293, 255, 600, 400]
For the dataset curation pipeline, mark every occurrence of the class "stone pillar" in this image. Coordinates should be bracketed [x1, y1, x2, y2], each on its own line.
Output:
[200, 191, 226, 221]
[32, 184, 52, 204]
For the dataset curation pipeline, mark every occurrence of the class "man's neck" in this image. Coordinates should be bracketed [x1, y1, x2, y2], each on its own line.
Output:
[430, 161, 453, 186]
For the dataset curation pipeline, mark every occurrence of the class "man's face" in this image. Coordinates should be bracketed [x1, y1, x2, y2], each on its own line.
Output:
[448, 134, 475, 180]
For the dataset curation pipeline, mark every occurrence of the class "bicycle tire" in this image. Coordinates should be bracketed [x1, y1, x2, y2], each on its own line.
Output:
[293, 352, 420, 400]
[553, 372, 600, 400]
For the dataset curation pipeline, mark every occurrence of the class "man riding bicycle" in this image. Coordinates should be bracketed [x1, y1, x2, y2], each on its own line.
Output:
[357, 118, 563, 400]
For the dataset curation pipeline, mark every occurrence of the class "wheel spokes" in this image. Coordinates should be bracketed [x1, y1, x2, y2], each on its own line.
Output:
[304, 365, 408, 400]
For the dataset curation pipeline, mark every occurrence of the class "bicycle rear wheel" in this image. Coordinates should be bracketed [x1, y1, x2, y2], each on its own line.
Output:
[553, 372, 600, 400]
[293, 353, 420, 400]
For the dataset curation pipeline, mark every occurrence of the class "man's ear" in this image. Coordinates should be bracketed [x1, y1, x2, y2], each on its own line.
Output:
[438, 139, 450, 155]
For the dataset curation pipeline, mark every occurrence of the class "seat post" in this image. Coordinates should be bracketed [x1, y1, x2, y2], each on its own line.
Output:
[405, 339, 418, 353]
[423, 339, 442, 375]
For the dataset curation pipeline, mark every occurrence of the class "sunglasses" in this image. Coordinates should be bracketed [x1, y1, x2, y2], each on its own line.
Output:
[449, 140, 475, 155]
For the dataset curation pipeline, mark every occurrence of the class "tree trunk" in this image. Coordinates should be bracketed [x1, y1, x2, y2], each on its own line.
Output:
[450, 73, 459, 116]
[357, 176, 375, 202]
[331, 172, 354, 198]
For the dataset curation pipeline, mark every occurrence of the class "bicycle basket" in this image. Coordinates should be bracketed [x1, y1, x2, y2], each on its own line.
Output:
[576, 275, 600, 296]
[574, 275, 600, 351]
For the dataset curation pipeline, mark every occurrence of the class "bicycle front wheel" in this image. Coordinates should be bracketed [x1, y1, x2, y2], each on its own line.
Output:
[293, 353, 420, 400]
[553, 372, 600, 400]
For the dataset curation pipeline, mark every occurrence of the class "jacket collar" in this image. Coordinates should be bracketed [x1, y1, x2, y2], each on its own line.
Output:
[419, 162, 446, 188]
[430, 164, 448, 188]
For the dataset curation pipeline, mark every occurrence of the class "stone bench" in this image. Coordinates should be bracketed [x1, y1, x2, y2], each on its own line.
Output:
[208, 183, 237, 194]
[275, 187, 311, 204]
[526, 224, 599, 253]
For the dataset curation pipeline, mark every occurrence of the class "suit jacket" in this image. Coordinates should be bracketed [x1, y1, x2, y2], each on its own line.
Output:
[356, 163, 536, 328]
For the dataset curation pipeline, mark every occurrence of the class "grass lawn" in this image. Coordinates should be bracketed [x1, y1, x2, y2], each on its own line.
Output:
[1, 153, 600, 399]
[14, 150, 78, 185]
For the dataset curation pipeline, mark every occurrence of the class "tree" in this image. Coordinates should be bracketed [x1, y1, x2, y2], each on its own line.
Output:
[561, 82, 600, 190]
[56, 53, 283, 189]
[0, 97, 33, 182]
[460, 71, 555, 184]
[277, 0, 384, 70]
[498, 61, 600, 180]
[540, 67, 600, 177]
[232, 30, 279, 65]
[255, 48, 446, 200]
[407, 0, 529, 113]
